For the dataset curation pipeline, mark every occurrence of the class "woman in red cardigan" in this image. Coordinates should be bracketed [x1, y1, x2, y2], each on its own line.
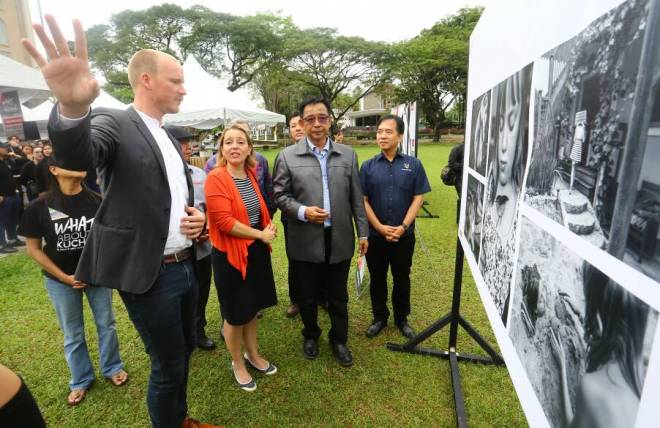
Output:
[205, 125, 278, 392]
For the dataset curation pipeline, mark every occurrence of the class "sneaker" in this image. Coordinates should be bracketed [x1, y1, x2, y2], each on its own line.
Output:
[8, 239, 24, 247]
[0, 245, 18, 254]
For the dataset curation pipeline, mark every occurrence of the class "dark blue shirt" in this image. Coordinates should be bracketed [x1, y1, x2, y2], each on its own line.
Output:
[359, 152, 431, 237]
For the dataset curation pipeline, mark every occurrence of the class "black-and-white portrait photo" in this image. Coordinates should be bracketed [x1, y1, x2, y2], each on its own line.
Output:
[509, 216, 658, 428]
[525, 0, 660, 282]
[478, 63, 533, 323]
[462, 173, 484, 261]
[468, 91, 491, 176]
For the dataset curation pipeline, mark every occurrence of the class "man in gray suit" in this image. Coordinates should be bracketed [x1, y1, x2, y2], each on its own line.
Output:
[23, 16, 218, 428]
[273, 96, 368, 367]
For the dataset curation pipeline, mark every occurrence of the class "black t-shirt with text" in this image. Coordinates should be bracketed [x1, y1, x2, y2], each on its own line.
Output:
[18, 191, 100, 280]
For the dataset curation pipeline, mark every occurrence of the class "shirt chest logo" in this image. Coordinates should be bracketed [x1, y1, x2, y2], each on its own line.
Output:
[49, 208, 69, 221]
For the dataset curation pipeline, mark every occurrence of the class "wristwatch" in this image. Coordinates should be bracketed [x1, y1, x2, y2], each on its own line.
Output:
[401, 223, 409, 231]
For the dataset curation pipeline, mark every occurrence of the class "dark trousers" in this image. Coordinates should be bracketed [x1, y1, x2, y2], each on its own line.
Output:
[119, 258, 197, 428]
[0, 193, 19, 246]
[292, 228, 351, 344]
[365, 233, 415, 325]
[195, 255, 213, 334]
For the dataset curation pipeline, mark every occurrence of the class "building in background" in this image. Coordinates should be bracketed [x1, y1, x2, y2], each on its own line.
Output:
[0, 0, 35, 67]
[346, 91, 393, 127]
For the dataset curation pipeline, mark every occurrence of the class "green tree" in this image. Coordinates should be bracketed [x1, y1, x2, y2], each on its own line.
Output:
[391, 7, 482, 140]
[286, 27, 390, 122]
[251, 64, 318, 117]
[184, 13, 294, 91]
[87, 3, 202, 102]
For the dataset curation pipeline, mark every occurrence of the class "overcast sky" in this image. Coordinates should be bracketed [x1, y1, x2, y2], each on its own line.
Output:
[28, 0, 490, 43]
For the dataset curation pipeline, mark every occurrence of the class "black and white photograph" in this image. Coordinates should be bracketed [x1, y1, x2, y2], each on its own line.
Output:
[524, 0, 660, 282]
[462, 173, 484, 261]
[509, 216, 658, 428]
[468, 90, 490, 176]
[478, 63, 533, 322]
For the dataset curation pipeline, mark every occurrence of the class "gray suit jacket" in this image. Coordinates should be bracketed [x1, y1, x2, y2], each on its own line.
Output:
[273, 139, 368, 264]
[47, 105, 194, 294]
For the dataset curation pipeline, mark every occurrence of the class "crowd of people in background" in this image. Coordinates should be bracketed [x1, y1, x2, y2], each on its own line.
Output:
[1, 15, 434, 428]
[0, 136, 53, 254]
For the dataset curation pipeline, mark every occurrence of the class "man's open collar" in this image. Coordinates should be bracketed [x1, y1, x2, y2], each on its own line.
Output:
[295, 137, 336, 155]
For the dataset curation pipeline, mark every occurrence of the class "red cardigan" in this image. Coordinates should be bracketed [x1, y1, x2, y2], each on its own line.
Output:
[205, 165, 272, 279]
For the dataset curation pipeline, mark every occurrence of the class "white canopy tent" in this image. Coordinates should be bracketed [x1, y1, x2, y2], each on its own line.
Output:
[21, 90, 128, 122]
[0, 55, 50, 109]
[163, 56, 285, 130]
[2, 90, 128, 139]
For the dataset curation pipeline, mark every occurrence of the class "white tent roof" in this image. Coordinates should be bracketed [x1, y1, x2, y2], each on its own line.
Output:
[21, 90, 128, 122]
[163, 56, 285, 129]
[0, 55, 50, 109]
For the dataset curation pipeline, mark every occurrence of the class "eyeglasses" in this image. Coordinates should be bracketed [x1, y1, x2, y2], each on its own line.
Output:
[303, 115, 330, 125]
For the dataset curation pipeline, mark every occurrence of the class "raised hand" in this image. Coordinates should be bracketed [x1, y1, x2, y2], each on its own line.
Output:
[21, 15, 99, 118]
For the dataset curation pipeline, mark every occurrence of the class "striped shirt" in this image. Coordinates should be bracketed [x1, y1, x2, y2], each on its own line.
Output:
[233, 176, 261, 228]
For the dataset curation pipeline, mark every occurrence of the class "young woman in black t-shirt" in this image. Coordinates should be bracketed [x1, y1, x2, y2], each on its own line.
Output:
[18, 158, 128, 406]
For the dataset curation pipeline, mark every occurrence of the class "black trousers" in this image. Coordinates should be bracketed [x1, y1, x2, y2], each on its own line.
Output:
[282, 216, 326, 305]
[292, 228, 351, 344]
[195, 254, 214, 334]
[365, 233, 415, 325]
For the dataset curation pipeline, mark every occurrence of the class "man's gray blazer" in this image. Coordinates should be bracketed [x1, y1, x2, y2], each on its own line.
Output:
[47, 105, 194, 294]
[273, 139, 368, 264]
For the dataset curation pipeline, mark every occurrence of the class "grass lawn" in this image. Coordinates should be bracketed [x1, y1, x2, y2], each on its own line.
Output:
[0, 142, 527, 427]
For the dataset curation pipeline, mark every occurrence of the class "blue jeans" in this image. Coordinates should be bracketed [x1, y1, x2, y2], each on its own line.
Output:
[120, 259, 197, 428]
[45, 277, 124, 391]
[0, 193, 19, 245]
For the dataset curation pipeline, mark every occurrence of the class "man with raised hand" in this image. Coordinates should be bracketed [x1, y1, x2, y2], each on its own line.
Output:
[22, 16, 218, 428]
[273, 97, 368, 367]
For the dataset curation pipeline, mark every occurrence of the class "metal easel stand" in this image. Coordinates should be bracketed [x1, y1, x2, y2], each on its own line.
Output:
[387, 199, 505, 428]
[417, 200, 439, 218]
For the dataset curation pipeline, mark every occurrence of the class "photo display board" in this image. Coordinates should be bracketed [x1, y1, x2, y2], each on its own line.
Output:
[459, 0, 660, 426]
[391, 101, 417, 157]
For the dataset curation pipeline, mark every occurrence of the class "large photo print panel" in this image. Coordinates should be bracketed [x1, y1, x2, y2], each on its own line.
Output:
[525, 0, 660, 282]
[509, 216, 658, 428]
[478, 63, 533, 324]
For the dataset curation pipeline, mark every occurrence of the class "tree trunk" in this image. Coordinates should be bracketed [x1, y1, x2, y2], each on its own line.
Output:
[433, 122, 442, 142]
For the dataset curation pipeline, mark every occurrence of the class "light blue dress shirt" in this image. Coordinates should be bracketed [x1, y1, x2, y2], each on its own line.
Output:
[297, 137, 332, 228]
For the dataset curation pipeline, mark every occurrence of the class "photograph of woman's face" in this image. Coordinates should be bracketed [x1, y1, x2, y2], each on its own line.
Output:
[476, 95, 489, 161]
[498, 75, 521, 188]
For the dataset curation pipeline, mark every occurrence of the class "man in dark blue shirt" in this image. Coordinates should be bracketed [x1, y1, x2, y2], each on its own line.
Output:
[359, 115, 431, 339]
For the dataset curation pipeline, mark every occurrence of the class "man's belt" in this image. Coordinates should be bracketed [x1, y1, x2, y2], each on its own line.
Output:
[163, 247, 193, 264]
